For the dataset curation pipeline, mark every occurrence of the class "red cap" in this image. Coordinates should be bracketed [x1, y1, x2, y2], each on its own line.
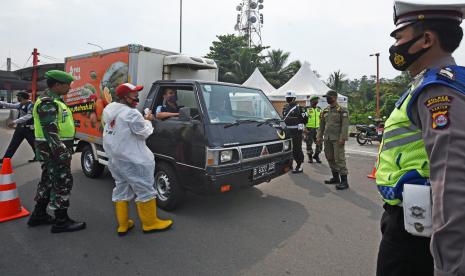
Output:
[115, 83, 144, 98]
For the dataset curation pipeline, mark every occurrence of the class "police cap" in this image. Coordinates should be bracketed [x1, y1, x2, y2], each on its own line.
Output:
[392, 0, 465, 36]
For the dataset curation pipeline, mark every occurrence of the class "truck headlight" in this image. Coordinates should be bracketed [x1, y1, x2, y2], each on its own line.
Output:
[283, 140, 291, 151]
[220, 150, 233, 163]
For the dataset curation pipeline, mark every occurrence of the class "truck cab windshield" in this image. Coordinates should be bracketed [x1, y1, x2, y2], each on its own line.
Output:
[201, 84, 280, 124]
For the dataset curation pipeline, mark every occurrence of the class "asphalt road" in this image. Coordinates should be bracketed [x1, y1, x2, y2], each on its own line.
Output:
[0, 128, 382, 276]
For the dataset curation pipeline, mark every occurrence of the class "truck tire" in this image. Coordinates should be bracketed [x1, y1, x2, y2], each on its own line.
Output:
[154, 162, 185, 211]
[81, 145, 105, 178]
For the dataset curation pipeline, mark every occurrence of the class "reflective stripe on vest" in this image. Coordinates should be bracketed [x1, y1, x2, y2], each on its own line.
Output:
[306, 107, 321, 128]
[382, 125, 419, 140]
[33, 97, 75, 141]
[382, 132, 423, 151]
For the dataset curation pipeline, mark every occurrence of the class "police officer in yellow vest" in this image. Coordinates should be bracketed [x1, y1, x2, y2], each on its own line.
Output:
[27, 70, 86, 233]
[305, 96, 322, 163]
[376, 2, 465, 275]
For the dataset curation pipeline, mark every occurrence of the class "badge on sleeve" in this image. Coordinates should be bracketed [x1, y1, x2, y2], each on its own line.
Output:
[430, 105, 450, 130]
[424, 95, 453, 108]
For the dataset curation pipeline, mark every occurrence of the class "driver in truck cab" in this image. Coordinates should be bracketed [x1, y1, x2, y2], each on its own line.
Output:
[155, 88, 180, 120]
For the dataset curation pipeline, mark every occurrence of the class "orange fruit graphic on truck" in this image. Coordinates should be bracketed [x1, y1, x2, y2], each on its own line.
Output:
[95, 98, 104, 121]
[102, 87, 112, 105]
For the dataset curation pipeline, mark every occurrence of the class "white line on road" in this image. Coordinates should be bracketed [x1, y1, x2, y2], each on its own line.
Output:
[346, 149, 378, 156]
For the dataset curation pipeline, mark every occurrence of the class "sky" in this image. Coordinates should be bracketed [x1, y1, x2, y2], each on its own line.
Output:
[1, 0, 464, 82]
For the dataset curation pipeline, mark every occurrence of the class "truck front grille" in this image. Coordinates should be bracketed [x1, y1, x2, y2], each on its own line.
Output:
[266, 143, 283, 154]
[241, 146, 262, 159]
[240, 142, 284, 160]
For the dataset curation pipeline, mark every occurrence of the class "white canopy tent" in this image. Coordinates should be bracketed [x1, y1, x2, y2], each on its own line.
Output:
[242, 68, 276, 96]
[267, 61, 348, 108]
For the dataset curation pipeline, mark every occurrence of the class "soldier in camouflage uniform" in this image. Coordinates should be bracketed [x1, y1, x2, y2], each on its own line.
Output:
[27, 70, 86, 233]
[317, 90, 350, 190]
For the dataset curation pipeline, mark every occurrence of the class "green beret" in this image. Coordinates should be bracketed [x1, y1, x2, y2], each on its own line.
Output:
[323, 90, 338, 98]
[310, 96, 319, 101]
[45, 70, 74, 84]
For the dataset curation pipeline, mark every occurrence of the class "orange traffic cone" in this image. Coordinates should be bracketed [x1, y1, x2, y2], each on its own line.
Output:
[0, 158, 29, 222]
[367, 158, 378, 179]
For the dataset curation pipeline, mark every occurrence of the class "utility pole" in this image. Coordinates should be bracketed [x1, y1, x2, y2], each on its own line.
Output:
[31, 48, 40, 101]
[370, 53, 380, 118]
[6, 58, 12, 102]
[179, 0, 183, 53]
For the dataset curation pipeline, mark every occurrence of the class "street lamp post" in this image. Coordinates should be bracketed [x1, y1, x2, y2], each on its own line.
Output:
[179, 0, 183, 53]
[87, 42, 104, 51]
[370, 53, 380, 118]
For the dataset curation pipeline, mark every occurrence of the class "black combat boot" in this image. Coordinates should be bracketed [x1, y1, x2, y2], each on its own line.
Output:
[27, 200, 54, 227]
[324, 171, 340, 184]
[336, 175, 349, 190]
[313, 154, 322, 163]
[292, 162, 303, 174]
[308, 155, 313, 163]
[51, 209, 86, 233]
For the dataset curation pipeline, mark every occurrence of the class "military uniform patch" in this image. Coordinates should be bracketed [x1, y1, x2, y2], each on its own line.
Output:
[424, 95, 453, 108]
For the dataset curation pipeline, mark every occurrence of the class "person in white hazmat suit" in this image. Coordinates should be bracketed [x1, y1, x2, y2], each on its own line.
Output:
[102, 83, 173, 236]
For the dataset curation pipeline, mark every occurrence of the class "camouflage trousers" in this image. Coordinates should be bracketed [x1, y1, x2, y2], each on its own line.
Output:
[324, 140, 348, 175]
[34, 144, 73, 210]
[305, 128, 322, 156]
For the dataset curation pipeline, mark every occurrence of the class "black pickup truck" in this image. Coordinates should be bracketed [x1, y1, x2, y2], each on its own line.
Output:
[78, 80, 293, 210]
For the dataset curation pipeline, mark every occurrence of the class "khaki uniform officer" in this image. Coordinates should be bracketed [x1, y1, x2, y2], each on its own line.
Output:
[317, 90, 349, 190]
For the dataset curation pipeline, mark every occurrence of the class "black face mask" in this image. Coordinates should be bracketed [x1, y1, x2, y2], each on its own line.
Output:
[286, 98, 294, 104]
[389, 34, 431, 71]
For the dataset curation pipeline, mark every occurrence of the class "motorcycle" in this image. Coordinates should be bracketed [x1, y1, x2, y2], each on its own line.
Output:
[355, 116, 385, 145]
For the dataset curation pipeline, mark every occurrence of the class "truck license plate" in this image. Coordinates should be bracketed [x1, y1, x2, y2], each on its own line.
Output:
[253, 162, 276, 180]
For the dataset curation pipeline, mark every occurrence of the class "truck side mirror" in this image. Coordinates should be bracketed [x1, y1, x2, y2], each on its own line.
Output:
[179, 107, 191, 121]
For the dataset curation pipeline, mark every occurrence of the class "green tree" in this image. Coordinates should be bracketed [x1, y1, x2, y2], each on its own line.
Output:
[327, 70, 347, 93]
[260, 49, 301, 88]
[205, 34, 267, 82]
[223, 47, 263, 83]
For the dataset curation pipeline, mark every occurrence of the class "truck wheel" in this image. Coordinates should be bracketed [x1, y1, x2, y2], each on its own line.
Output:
[356, 132, 368, 146]
[81, 145, 105, 178]
[154, 162, 185, 211]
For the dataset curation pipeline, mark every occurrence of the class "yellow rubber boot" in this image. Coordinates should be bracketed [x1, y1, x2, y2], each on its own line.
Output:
[136, 199, 173, 233]
[115, 201, 135, 236]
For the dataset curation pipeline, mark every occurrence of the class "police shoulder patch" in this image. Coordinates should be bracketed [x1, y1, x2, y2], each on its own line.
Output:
[430, 105, 450, 130]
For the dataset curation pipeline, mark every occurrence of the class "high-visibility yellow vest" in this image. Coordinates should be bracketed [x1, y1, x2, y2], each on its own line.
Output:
[306, 107, 321, 128]
[376, 66, 465, 205]
[33, 96, 75, 141]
